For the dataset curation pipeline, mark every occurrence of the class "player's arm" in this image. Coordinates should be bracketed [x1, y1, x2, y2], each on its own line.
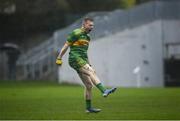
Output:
[57, 42, 69, 59]
[56, 30, 78, 65]
[56, 42, 69, 65]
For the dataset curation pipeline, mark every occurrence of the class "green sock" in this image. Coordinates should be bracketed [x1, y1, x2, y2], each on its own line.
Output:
[96, 83, 106, 93]
[86, 100, 91, 109]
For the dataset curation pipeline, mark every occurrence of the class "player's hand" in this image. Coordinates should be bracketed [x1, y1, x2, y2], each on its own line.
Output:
[56, 57, 63, 65]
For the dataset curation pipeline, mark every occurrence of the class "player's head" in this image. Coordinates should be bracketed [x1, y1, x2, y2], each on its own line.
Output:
[82, 17, 94, 33]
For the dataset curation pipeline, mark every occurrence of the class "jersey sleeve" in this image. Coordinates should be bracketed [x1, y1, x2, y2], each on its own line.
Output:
[66, 31, 78, 46]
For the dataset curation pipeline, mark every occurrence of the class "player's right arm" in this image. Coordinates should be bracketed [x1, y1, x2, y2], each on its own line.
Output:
[56, 30, 78, 65]
[56, 42, 69, 65]
[57, 42, 69, 59]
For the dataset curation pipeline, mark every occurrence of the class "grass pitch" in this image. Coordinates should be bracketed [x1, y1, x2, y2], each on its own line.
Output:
[0, 81, 180, 120]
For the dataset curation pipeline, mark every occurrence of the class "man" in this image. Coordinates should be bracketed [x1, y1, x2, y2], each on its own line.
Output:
[56, 17, 117, 113]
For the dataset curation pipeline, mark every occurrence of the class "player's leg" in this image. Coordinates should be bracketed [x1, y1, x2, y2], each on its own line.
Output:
[79, 64, 117, 97]
[78, 72, 101, 113]
[79, 72, 93, 102]
[79, 64, 105, 92]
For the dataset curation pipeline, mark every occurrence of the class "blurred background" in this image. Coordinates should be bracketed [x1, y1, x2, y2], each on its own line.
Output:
[0, 0, 180, 87]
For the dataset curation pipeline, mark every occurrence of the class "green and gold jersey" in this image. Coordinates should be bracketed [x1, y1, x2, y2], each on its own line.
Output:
[66, 28, 90, 71]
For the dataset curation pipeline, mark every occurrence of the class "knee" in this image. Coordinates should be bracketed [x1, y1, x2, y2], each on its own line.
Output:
[86, 83, 93, 90]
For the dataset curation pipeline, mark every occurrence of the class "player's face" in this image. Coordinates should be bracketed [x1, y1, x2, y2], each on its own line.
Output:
[83, 20, 94, 33]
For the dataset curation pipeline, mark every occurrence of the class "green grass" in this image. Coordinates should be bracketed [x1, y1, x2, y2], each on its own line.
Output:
[0, 81, 180, 120]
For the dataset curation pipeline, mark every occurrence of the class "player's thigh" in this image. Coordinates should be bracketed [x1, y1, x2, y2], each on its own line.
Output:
[78, 72, 93, 89]
[79, 64, 95, 76]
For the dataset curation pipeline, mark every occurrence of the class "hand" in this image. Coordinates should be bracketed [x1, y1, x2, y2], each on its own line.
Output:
[56, 58, 63, 65]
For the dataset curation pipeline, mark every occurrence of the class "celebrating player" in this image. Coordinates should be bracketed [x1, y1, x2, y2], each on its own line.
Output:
[56, 17, 117, 113]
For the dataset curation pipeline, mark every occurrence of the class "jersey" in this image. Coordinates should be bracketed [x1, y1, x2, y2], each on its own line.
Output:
[66, 28, 90, 71]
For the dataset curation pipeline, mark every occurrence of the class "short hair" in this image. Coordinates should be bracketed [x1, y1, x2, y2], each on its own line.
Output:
[83, 17, 94, 22]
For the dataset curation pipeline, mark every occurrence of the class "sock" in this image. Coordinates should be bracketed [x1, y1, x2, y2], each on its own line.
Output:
[96, 83, 106, 93]
[86, 100, 91, 109]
